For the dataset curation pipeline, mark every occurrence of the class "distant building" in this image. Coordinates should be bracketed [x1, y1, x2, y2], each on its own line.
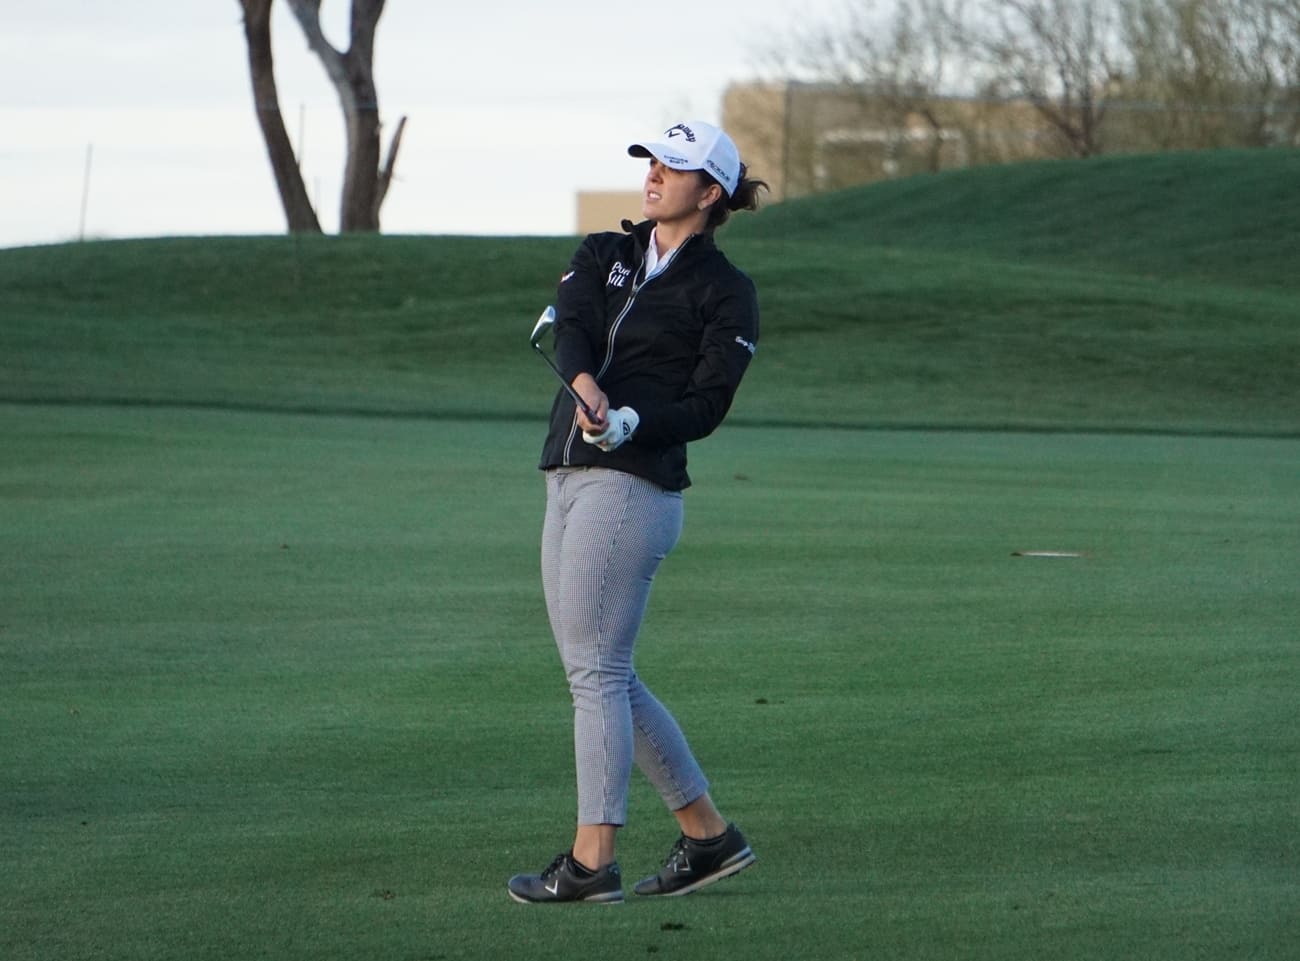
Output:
[574, 80, 1296, 220]
[575, 191, 643, 235]
[574, 83, 1050, 221]
[721, 81, 1050, 202]
[720, 80, 1300, 202]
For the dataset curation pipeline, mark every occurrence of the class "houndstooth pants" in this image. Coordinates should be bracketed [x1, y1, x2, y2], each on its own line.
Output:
[541, 467, 710, 826]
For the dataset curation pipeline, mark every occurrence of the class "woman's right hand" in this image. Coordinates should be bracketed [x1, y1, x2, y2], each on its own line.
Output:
[571, 373, 609, 433]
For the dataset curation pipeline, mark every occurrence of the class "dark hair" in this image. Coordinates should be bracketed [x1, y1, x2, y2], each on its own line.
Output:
[698, 163, 769, 231]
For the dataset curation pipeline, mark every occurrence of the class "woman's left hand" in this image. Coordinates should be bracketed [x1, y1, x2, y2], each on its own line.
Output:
[571, 372, 609, 432]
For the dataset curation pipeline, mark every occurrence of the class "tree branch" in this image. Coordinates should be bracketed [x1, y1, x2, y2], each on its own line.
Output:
[374, 114, 407, 218]
[286, 0, 350, 94]
[350, 0, 387, 64]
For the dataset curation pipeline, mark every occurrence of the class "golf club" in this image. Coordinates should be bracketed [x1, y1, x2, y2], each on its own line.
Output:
[529, 306, 603, 424]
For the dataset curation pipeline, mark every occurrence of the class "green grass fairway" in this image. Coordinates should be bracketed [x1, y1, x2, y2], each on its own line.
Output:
[2, 150, 1297, 958]
[2, 404, 1296, 961]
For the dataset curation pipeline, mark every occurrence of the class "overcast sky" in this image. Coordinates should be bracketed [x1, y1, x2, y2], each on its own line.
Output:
[0, 0, 854, 248]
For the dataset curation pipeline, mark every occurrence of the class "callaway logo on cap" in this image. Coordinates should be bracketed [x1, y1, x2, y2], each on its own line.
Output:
[628, 120, 741, 196]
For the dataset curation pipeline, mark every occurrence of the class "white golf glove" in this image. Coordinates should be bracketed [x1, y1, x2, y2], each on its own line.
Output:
[583, 406, 640, 452]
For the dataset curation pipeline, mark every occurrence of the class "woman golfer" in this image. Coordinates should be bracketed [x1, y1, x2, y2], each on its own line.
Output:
[508, 121, 766, 904]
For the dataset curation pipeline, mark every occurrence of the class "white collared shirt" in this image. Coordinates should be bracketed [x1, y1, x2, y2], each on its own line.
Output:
[644, 228, 681, 280]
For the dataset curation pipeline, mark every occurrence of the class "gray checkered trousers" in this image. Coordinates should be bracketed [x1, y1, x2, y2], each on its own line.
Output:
[541, 466, 710, 825]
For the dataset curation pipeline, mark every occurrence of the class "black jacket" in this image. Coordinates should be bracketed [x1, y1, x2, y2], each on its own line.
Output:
[538, 219, 759, 491]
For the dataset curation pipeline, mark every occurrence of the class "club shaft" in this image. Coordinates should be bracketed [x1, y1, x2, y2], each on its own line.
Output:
[533, 345, 600, 421]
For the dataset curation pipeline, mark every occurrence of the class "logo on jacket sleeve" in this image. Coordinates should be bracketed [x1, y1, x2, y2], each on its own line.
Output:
[734, 336, 757, 355]
[607, 261, 632, 288]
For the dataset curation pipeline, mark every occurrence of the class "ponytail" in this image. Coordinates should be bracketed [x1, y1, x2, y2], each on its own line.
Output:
[700, 163, 769, 231]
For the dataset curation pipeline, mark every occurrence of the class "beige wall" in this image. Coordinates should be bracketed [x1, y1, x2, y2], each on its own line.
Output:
[575, 191, 643, 235]
[721, 83, 792, 200]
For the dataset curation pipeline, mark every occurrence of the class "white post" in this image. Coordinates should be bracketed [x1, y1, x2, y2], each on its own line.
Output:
[79, 143, 94, 242]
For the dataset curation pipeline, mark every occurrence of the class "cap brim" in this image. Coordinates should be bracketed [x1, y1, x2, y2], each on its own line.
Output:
[627, 141, 702, 169]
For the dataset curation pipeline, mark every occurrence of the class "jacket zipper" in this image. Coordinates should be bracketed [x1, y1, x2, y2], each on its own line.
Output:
[598, 235, 695, 379]
[560, 235, 696, 465]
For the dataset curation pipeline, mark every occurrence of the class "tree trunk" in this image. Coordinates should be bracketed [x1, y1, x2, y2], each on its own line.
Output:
[238, 0, 322, 233]
[919, 106, 945, 172]
[340, 61, 382, 231]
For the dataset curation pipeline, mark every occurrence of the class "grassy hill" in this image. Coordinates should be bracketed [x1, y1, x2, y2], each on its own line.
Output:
[738, 149, 1300, 289]
[2, 149, 1297, 434]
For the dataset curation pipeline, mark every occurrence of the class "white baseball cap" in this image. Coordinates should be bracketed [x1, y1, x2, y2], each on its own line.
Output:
[628, 121, 741, 196]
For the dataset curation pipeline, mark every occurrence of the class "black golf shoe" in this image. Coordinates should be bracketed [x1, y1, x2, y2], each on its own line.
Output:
[507, 851, 624, 904]
[633, 823, 756, 897]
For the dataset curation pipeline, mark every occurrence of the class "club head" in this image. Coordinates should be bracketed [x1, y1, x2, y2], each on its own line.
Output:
[529, 306, 557, 348]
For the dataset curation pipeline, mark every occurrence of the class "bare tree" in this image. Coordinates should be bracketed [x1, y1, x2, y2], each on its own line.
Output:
[740, 0, 1299, 198]
[1218, 0, 1296, 144]
[963, 0, 1124, 158]
[851, 0, 968, 173]
[238, 0, 407, 233]
[1278, 0, 1300, 143]
[746, 0, 968, 193]
[239, 0, 321, 232]
[1119, 0, 1300, 148]
[285, 0, 405, 232]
